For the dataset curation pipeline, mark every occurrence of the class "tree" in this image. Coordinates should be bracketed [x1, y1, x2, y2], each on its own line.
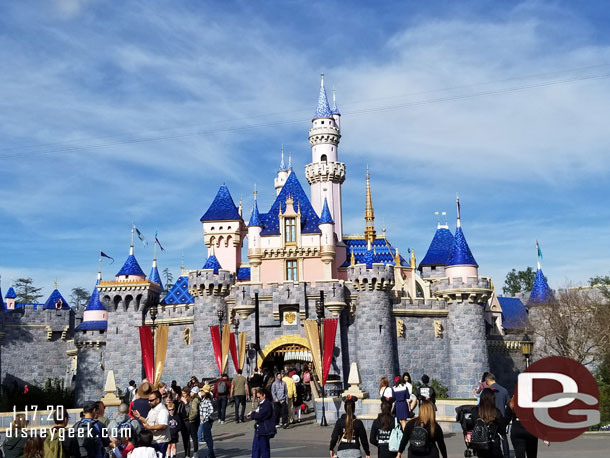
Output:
[529, 288, 610, 366]
[590, 275, 610, 302]
[14, 278, 43, 303]
[70, 287, 91, 310]
[162, 268, 174, 293]
[503, 267, 536, 295]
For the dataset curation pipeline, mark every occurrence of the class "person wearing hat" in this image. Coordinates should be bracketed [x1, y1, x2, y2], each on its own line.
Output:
[132, 390, 170, 457]
[291, 374, 304, 424]
[198, 384, 216, 458]
[370, 396, 398, 458]
[186, 386, 201, 457]
[329, 395, 370, 458]
[131, 382, 153, 421]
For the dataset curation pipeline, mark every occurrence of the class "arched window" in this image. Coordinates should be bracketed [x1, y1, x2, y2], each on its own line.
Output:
[320, 154, 327, 163]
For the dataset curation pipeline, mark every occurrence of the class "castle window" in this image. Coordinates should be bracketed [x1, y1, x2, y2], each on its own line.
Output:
[321, 154, 327, 163]
[286, 260, 298, 281]
[285, 218, 296, 244]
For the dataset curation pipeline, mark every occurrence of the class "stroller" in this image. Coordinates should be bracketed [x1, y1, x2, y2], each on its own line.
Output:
[456, 404, 477, 457]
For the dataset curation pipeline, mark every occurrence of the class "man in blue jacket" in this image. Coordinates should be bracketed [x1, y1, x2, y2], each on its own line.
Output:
[248, 389, 276, 458]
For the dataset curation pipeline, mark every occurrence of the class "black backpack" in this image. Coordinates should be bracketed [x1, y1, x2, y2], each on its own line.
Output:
[70, 419, 102, 458]
[470, 418, 494, 451]
[409, 425, 431, 455]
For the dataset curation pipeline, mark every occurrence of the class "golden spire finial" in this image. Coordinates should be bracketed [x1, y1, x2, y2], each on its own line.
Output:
[54, 279, 58, 290]
[394, 247, 401, 266]
[410, 249, 416, 269]
[364, 166, 376, 244]
[350, 247, 355, 266]
[181, 250, 185, 274]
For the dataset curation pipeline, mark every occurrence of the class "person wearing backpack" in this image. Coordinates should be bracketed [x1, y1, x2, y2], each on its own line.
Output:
[44, 409, 70, 458]
[212, 374, 231, 424]
[396, 400, 446, 458]
[370, 396, 399, 458]
[187, 387, 201, 457]
[70, 401, 110, 458]
[329, 395, 370, 458]
[469, 388, 508, 458]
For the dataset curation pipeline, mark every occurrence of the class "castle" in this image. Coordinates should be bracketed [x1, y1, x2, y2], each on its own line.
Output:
[0, 75, 546, 404]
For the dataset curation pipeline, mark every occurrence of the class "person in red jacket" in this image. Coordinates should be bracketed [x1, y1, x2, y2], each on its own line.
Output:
[213, 374, 232, 424]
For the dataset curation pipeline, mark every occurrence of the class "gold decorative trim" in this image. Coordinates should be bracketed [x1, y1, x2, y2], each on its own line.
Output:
[257, 334, 311, 367]
[66, 349, 78, 357]
[392, 309, 448, 317]
[144, 317, 194, 326]
[487, 340, 523, 353]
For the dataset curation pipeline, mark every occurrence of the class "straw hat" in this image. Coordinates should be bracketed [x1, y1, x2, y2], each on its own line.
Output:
[137, 381, 153, 398]
[200, 384, 212, 394]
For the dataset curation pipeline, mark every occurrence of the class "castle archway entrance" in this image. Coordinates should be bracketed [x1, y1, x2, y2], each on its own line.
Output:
[257, 335, 312, 372]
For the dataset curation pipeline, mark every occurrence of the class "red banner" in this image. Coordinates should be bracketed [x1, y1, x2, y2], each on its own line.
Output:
[139, 326, 154, 382]
[229, 332, 239, 372]
[322, 318, 338, 386]
[210, 325, 223, 374]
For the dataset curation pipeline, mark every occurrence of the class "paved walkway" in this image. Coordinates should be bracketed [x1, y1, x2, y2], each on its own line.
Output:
[183, 412, 610, 458]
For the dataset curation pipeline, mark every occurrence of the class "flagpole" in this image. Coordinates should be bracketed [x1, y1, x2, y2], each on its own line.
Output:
[536, 241, 541, 271]
[130, 224, 135, 255]
[98, 255, 102, 282]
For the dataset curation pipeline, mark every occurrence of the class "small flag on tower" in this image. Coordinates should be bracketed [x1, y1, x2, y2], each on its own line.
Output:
[155, 231, 165, 252]
[100, 251, 114, 264]
[536, 240, 543, 261]
[135, 227, 148, 247]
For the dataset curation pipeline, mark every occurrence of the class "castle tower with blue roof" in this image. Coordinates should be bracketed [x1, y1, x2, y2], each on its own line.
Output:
[305, 74, 346, 242]
[200, 184, 247, 274]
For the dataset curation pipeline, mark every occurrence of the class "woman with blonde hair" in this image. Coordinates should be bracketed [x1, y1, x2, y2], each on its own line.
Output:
[3, 414, 29, 458]
[397, 400, 447, 458]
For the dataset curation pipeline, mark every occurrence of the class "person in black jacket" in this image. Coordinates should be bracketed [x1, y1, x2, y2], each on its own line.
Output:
[397, 400, 447, 458]
[330, 395, 370, 458]
[370, 396, 398, 458]
[248, 388, 276, 458]
[471, 388, 508, 458]
[506, 396, 550, 458]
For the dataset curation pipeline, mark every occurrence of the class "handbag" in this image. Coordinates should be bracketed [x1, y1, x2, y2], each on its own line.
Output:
[257, 420, 277, 437]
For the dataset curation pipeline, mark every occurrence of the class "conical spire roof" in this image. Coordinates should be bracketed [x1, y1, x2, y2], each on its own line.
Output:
[149, 263, 163, 290]
[314, 74, 333, 118]
[43, 289, 71, 310]
[331, 87, 340, 115]
[248, 200, 263, 227]
[75, 280, 108, 331]
[5, 287, 16, 299]
[116, 254, 146, 277]
[203, 254, 222, 274]
[528, 269, 553, 305]
[420, 227, 454, 267]
[200, 185, 242, 222]
[318, 198, 334, 224]
[445, 227, 478, 267]
[84, 282, 106, 312]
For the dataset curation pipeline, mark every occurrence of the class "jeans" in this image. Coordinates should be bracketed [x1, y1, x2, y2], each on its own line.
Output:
[198, 421, 214, 457]
[273, 401, 288, 425]
[252, 432, 270, 458]
[234, 395, 246, 421]
[217, 396, 228, 422]
[188, 420, 199, 453]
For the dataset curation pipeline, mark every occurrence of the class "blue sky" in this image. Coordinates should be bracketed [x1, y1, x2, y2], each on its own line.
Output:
[1, 0, 610, 299]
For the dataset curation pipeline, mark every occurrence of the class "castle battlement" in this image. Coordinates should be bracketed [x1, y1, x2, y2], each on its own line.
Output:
[347, 263, 394, 291]
[189, 269, 234, 297]
[305, 161, 346, 184]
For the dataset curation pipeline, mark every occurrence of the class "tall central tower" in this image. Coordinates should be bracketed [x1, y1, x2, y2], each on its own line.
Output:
[305, 74, 346, 241]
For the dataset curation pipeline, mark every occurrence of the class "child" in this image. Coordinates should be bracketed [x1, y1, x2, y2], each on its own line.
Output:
[167, 402, 183, 458]
[112, 428, 135, 458]
[128, 430, 157, 458]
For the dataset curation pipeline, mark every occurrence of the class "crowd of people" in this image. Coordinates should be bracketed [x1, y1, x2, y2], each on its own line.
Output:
[329, 371, 550, 458]
[2, 368, 552, 458]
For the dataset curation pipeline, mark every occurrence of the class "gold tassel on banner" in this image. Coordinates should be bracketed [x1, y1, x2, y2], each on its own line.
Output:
[238, 331, 247, 370]
[153, 325, 169, 387]
[221, 324, 231, 374]
[304, 320, 323, 382]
